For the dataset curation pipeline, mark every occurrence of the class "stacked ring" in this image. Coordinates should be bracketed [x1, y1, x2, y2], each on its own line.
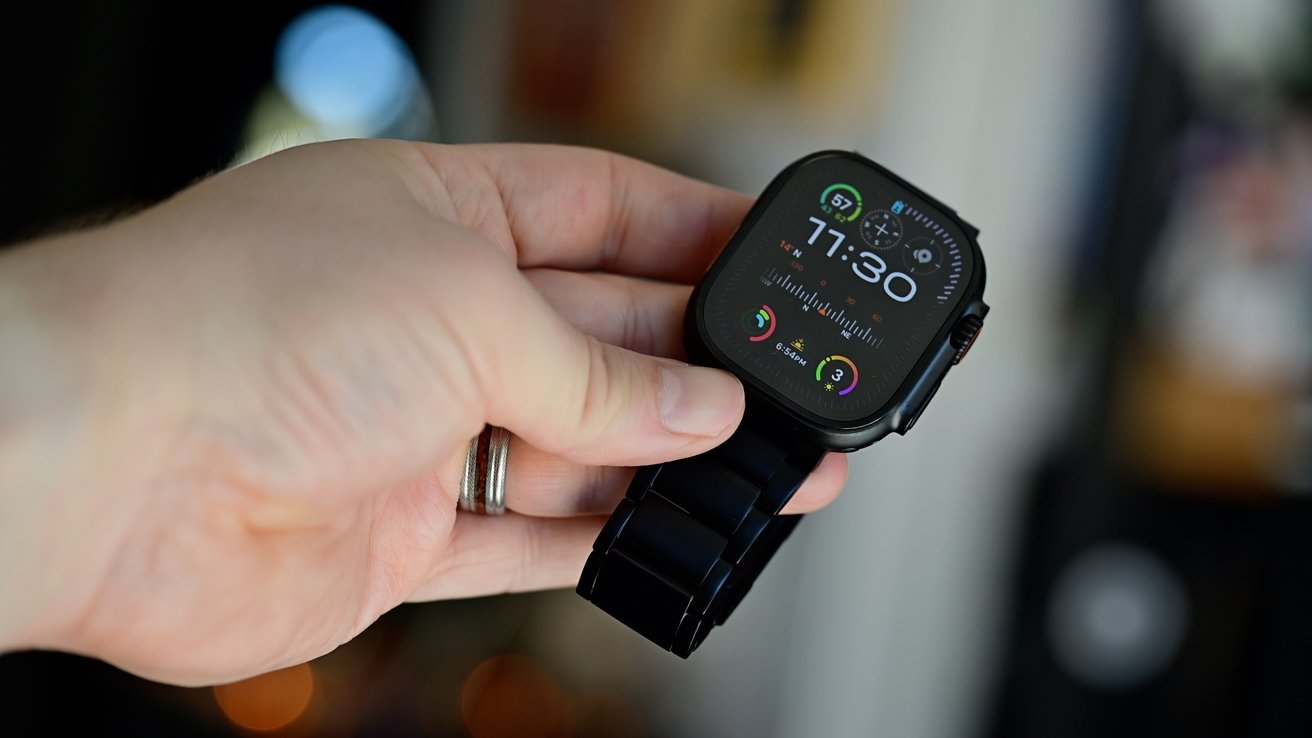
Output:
[458, 425, 511, 515]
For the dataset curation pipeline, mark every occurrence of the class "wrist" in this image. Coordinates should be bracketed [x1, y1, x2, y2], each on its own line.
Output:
[0, 238, 83, 649]
[0, 226, 183, 653]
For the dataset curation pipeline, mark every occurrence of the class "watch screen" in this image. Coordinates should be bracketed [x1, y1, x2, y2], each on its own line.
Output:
[702, 154, 976, 423]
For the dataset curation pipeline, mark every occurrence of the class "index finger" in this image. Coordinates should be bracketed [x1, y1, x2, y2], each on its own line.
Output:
[424, 143, 753, 283]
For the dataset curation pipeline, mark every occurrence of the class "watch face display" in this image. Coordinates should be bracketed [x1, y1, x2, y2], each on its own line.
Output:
[701, 154, 977, 424]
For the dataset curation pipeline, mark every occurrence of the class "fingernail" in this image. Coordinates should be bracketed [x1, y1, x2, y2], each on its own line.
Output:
[660, 365, 743, 436]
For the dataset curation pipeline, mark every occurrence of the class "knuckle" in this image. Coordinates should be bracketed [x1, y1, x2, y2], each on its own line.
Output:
[619, 277, 656, 355]
[572, 336, 651, 450]
[575, 337, 617, 436]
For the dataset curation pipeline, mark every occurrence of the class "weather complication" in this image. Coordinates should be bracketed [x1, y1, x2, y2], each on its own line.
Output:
[701, 153, 977, 423]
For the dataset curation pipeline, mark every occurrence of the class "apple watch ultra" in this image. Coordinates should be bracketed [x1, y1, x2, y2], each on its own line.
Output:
[577, 150, 988, 657]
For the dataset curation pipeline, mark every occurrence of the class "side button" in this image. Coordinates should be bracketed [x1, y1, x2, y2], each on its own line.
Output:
[902, 378, 942, 434]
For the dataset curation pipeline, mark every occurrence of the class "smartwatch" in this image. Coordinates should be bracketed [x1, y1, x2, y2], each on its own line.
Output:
[576, 150, 988, 657]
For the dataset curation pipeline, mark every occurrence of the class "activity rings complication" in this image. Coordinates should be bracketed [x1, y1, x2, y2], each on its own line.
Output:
[578, 150, 990, 657]
[458, 425, 510, 515]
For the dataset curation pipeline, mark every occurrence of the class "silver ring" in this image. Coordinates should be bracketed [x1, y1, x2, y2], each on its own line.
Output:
[458, 425, 510, 515]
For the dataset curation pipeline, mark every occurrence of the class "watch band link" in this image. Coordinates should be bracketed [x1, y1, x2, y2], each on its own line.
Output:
[577, 421, 825, 657]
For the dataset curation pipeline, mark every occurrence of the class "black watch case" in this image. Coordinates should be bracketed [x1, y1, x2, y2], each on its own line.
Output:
[684, 150, 989, 452]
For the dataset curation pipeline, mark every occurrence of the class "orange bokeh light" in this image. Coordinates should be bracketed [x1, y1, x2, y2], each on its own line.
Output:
[213, 663, 316, 733]
[460, 654, 571, 738]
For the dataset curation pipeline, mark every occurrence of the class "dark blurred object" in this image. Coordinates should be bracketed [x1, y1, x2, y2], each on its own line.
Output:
[987, 1, 1312, 736]
[0, 651, 229, 737]
[0, 1, 426, 245]
[989, 460, 1312, 738]
[0, 593, 647, 738]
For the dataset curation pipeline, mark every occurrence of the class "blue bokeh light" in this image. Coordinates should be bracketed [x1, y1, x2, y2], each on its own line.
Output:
[275, 5, 420, 135]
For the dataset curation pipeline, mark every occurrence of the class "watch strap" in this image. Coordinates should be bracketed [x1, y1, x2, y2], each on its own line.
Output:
[577, 420, 825, 657]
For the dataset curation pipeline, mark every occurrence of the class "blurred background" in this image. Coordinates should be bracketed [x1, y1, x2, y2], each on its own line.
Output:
[2, 0, 1310, 736]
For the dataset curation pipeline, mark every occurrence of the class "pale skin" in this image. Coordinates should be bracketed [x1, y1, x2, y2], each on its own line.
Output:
[0, 141, 847, 686]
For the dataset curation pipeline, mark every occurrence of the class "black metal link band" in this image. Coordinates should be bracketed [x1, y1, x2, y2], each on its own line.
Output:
[577, 420, 825, 657]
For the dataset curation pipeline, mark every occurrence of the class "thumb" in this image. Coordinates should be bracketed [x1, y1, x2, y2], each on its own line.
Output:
[470, 266, 744, 466]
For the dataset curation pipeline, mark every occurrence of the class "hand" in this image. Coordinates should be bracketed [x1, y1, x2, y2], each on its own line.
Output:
[0, 141, 847, 685]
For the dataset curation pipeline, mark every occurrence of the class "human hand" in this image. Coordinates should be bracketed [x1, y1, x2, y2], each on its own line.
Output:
[0, 141, 847, 684]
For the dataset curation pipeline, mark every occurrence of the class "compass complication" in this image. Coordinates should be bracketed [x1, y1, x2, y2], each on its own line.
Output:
[704, 154, 977, 422]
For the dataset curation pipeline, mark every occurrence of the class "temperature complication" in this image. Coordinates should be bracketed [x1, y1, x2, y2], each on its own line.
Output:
[740, 177, 961, 400]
